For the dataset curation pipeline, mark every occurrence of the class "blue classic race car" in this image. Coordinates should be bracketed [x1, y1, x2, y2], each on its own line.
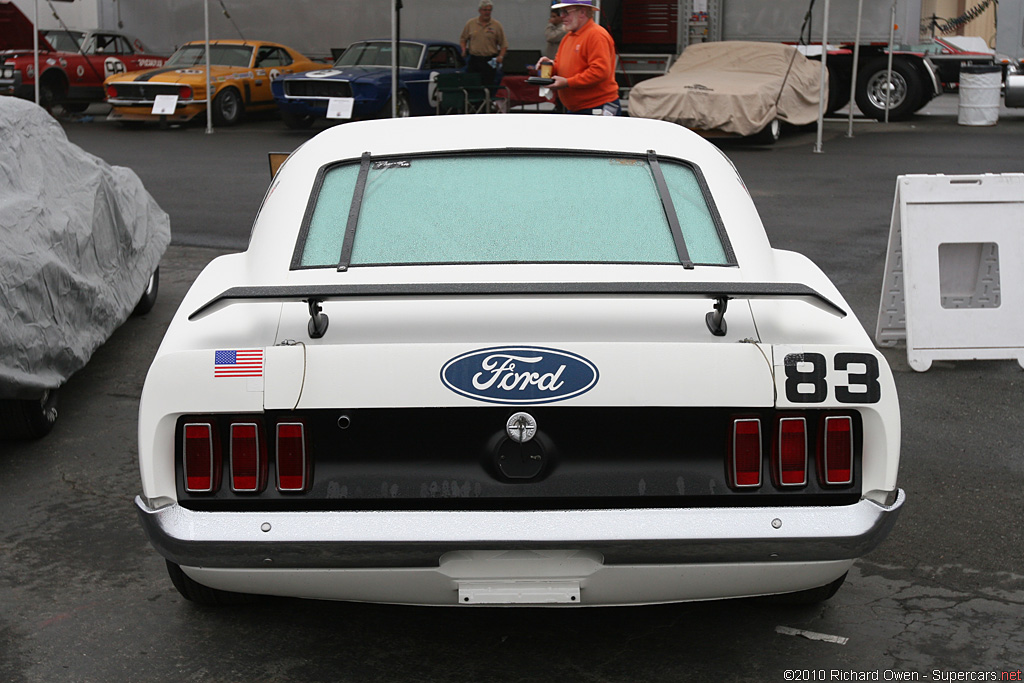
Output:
[272, 39, 465, 128]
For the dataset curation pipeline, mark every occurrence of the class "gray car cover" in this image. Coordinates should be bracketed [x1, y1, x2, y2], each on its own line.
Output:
[0, 97, 170, 399]
[628, 41, 825, 137]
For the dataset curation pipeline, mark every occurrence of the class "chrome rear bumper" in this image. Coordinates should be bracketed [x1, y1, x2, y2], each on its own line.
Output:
[136, 489, 904, 570]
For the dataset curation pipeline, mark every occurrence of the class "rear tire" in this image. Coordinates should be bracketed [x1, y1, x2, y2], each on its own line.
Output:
[0, 389, 59, 440]
[132, 268, 159, 316]
[825, 63, 851, 115]
[762, 572, 848, 605]
[166, 561, 257, 606]
[749, 119, 781, 145]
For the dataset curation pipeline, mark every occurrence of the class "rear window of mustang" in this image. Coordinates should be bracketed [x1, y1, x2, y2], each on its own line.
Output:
[295, 153, 733, 268]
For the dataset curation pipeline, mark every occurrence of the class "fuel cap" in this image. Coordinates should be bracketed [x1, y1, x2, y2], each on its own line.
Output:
[506, 412, 537, 443]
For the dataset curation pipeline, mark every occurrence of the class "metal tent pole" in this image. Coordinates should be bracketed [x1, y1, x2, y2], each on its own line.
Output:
[391, 0, 397, 118]
[33, 0, 40, 105]
[847, 0, 863, 137]
[814, 0, 830, 153]
[885, 1, 896, 123]
[205, 0, 213, 133]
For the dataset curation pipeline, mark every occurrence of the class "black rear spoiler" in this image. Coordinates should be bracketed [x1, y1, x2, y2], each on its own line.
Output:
[188, 282, 846, 339]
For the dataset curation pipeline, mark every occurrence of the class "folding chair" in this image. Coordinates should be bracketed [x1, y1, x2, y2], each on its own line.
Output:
[435, 72, 494, 115]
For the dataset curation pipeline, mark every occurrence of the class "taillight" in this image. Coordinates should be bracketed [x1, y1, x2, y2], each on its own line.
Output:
[183, 422, 219, 492]
[730, 418, 762, 488]
[230, 422, 265, 492]
[178, 85, 193, 99]
[774, 417, 807, 486]
[821, 416, 854, 485]
[276, 422, 308, 492]
[105, 85, 117, 99]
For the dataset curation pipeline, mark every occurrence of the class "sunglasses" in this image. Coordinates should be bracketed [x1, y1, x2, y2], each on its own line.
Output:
[557, 7, 582, 16]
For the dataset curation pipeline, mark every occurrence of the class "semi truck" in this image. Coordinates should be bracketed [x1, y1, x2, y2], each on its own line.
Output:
[613, 0, 1022, 119]
[695, 0, 946, 119]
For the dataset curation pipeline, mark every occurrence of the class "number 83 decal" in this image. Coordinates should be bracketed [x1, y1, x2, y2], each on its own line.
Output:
[783, 352, 881, 404]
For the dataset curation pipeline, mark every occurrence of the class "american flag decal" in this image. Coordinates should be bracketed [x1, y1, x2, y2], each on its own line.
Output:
[214, 349, 264, 378]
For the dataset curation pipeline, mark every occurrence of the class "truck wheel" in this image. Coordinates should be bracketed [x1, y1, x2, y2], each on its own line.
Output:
[855, 57, 923, 121]
[165, 561, 257, 606]
[0, 389, 59, 440]
[132, 267, 159, 316]
[211, 88, 244, 126]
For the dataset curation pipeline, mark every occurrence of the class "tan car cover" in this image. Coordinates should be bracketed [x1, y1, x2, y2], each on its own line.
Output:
[629, 41, 825, 137]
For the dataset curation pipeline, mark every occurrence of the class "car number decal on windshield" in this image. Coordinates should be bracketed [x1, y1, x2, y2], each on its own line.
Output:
[783, 352, 881, 404]
[441, 346, 598, 404]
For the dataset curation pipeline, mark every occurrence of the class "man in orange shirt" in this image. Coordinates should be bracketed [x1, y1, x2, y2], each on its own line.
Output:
[537, 0, 620, 115]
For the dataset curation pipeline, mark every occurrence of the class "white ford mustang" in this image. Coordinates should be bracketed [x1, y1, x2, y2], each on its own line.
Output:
[136, 114, 903, 607]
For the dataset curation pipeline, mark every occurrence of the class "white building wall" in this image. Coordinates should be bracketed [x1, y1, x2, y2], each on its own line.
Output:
[9, 0, 98, 32]
[10, 0, 554, 59]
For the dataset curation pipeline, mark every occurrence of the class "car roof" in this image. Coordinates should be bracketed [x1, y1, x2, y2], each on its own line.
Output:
[290, 114, 722, 167]
[182, 39, 280, 47]
[346, 38, 459, 48]
[252, 114, 771, 274]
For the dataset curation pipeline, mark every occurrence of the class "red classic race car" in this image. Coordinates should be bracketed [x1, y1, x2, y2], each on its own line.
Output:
[0, 3, 165, 112]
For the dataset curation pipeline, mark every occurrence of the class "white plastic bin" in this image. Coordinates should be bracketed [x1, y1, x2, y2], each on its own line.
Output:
[957, 64, 1001, 126]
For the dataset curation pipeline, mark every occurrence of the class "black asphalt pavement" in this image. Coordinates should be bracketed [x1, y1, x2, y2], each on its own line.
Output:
[1, 98, 1023, 682]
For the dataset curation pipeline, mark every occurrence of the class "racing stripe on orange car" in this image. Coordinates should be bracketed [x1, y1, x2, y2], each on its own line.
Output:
[131, 67, 188, 81]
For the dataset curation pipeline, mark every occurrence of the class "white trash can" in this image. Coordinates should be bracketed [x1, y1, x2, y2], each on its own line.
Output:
[957, 64, 1001, 126]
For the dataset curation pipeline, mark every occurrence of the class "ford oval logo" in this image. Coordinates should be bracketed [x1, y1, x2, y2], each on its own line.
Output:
[441, 346, 599, 405]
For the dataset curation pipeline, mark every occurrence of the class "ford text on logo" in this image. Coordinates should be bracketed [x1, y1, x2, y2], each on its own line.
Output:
[441, 346, 598, 404]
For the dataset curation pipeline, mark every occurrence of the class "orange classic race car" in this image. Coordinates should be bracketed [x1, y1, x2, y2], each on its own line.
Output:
[103, 39, 325, 126]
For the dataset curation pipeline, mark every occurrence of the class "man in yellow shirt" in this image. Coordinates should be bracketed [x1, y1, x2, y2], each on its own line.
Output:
[460, 0, 508, 85]
[538, 0, 620, 115]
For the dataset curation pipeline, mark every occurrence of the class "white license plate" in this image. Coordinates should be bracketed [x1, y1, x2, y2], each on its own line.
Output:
[457, 581, 581, 605]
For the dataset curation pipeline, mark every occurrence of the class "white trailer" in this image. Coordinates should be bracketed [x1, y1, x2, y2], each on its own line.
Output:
[997, 0, 1024, 106]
